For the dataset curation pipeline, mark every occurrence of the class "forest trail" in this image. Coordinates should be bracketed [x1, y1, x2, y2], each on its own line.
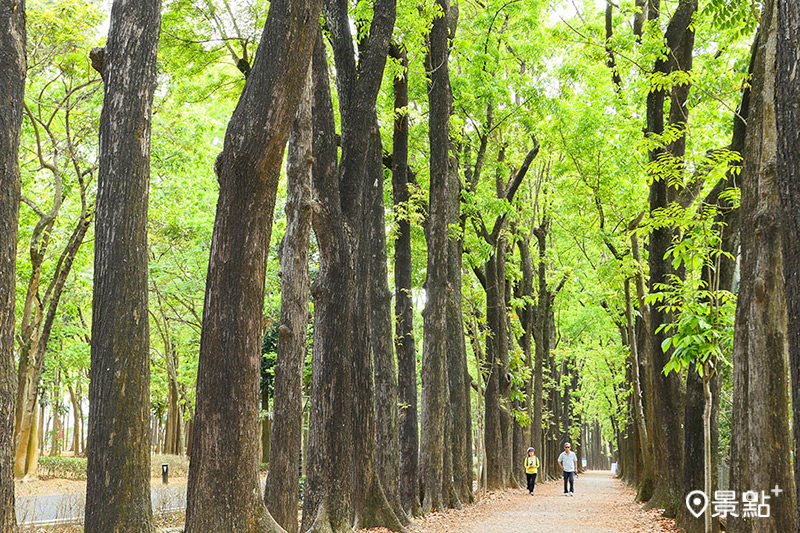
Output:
[402, 471, 678, 533]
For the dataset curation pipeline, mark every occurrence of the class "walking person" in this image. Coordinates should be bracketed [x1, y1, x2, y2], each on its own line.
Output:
[558, 442, 578, 496]
[524, 447, 539, 496]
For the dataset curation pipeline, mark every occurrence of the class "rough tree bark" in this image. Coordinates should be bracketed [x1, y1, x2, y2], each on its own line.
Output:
[420, 0, 451, 512]
[447, 149, 474, 505]
[775, 0, 800, 526]
[0, 0, 25, 529]
[390, 43, 422, 517]
[301, 34, 353, 533]
[730, 0, 798, 530]
[83, 0, 161, 531]
[264, 68, 314, 533]
[369, 131, 408, 524]
[184, 1, 321, 531]
[322, 0, 401, 528]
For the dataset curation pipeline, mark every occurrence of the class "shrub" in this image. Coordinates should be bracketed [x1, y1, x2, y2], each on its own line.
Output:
[38, 456, 87, 480]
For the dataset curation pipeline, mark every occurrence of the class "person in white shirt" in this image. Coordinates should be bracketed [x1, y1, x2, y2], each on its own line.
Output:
[558, 442, 578, 496]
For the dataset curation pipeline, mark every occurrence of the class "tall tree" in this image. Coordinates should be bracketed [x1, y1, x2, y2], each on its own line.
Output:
[447, 147, 473, 505]
[370, 129, 406, 523]
[264, 68, 313, 533]
[83, 0, 161, 530]
[390, 43, 421, 516]
[443, 6, 472, 506]
[0, 0, 26, 529]
[184, 1, 322, 531]
[730, 0, 798, 530]
[420, 0, 451, 512]
[476, 142, 538, 489]
[643, 0, 696, 514]
[776, 0, 800, 525]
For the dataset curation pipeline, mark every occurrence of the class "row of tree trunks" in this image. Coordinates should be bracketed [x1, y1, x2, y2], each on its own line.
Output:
[478, 142, 539, 490]
[264, 67, 313, 533]
[532, 214, 567, 481]
[151, 293, 185, 458]
[185, 0, 321, 530]
[730, 0, 798, 530]
[317, 0, 402, 528]
[0, 0, 26, 528]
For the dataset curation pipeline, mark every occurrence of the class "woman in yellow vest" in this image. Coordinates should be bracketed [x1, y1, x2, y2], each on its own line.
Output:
[525, 447, 540, 495]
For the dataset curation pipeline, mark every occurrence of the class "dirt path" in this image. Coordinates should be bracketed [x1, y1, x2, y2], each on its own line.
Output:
[401, 471, 678, 533]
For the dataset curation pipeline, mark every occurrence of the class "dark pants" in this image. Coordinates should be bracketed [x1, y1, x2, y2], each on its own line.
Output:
[563, 470, 575, 493]
[526, 472, 537, 493]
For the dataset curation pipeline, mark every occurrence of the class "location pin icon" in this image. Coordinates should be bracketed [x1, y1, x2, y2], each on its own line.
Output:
[686, 490, 709, 519]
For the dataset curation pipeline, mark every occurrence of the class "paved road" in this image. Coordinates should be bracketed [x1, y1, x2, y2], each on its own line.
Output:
[406, 471, 677, 533]
[16, 484, 187, 527]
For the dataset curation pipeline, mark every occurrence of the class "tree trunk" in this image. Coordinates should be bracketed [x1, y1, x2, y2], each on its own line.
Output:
[301, 34, 353, 533]
[369, 131, 409, 524]
[775, 0, 800, 525]
[517, 236, 535, 458]
[730, 1, 798, 530]
[23, 405, 37, 476]
[51, 375, 60, 457]
[420, 0, 451, 512]
[390, 43, 422, 517]
[38, 403, 45, 457]
[623, 278, 653, 493]
[0, 1, 24, 527]
[643, 0, 696, 515]
[84, 0, 161, 531]
[184, 1, 320, 531]
[496, 240, 513, 487]
[342, 129, 403, 532]
[702, 371, 712, 533]
[447, 149, 473, 505]
[629, 223, 656, 501]
[164, 378, 180, 456]
[261, 386, 270, 464]
[264, 67, 313, 533]
[68, 384, 80, 455]
[483, 252, 504, 489]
